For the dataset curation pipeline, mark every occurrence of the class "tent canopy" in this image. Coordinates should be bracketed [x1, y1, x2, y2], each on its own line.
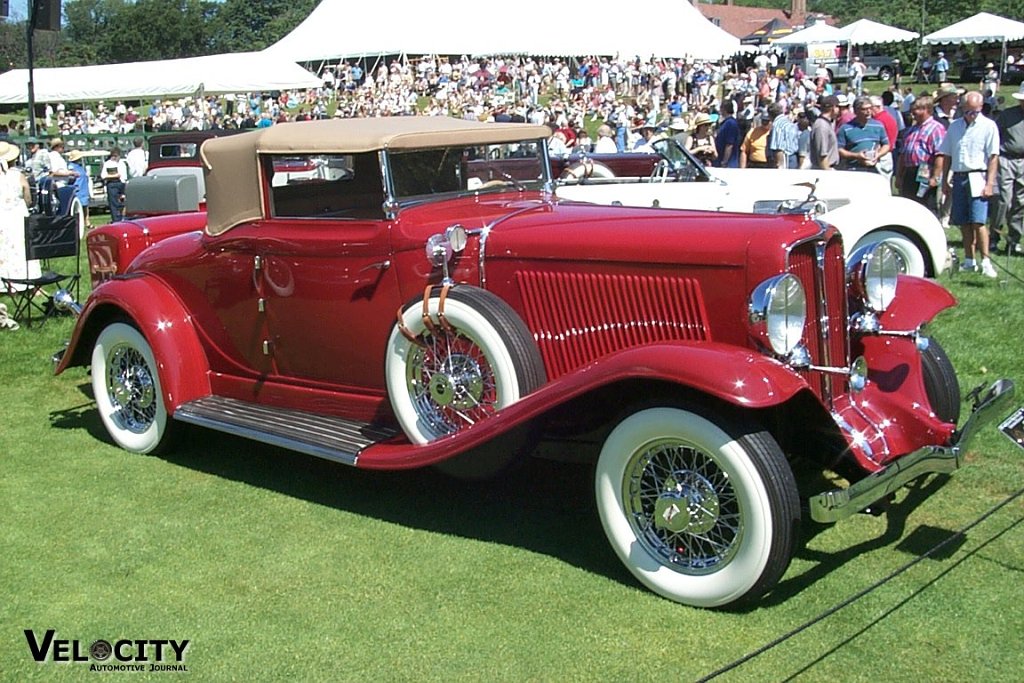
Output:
[263, 0, 742, 61]
[771, 22, 843, 46]
[0, 52, 321, 104]
[741, 18, 795, 45]
[923, 12, 1024, 44]
[835, 19, 918, 45]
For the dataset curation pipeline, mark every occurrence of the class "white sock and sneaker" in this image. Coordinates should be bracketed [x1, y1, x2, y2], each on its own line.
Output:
[959, 257, 998, 277]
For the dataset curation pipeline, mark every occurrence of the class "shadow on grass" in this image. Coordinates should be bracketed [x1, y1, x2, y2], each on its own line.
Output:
[761, 475, 955, 608]
[47, 393, 966, 605]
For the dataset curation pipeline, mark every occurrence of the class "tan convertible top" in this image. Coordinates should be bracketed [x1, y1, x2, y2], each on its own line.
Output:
[201, 117, 553, 235]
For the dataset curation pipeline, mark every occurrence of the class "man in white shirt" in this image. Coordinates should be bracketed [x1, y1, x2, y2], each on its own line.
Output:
[934, 91, 1001, 277]
[126, 137, 148, 179]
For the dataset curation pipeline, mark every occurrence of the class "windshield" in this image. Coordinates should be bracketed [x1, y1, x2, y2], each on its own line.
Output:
[387, 141, 548, 200]
[651, 138, 712, 183]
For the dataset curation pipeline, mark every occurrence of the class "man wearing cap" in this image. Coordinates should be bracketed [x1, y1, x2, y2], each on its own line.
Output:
[934, 91, 1000, 277]
[810, 95, 840, 170]
[933, 84, 960, 130]
[46, 138, 76, 187]
[981, 62, 1000, 99]
[66, 150, 92, 228]
[848, 56, 866, 97]
[26, 138, 50, 183]
[989, 83, 1024, 255]
[935, 52, 949, 84]
[834, 93, 855, 129]
[895, 94, 945, 209]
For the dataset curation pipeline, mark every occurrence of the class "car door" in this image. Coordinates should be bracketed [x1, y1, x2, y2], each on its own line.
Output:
[257, 152, 402, 391]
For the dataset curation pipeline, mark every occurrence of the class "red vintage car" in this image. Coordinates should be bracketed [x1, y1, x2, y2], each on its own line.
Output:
[54, 117, 1015, 608]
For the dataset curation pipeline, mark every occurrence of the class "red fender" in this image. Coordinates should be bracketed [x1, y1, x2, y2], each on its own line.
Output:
[880, 275, 956, 330]
[359, 342, 810, 469]
[55, 276, 211, 413]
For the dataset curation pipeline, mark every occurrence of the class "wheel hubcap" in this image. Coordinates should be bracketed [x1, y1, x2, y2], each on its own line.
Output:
[407, 328, 498, 437]
[653, 473, 721, 535]
[624, 439, 743, 574]
[106, 344, 157, 433]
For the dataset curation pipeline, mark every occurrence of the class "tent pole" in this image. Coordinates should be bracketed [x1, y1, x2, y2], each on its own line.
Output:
[26, 0, 37, 137]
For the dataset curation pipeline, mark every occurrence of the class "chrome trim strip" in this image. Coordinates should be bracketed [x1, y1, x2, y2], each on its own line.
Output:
[812, 379, 1017, 523]
[476, 200, 553, 289]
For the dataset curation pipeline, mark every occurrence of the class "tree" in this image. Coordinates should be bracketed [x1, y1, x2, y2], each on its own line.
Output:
[208, 0, 316, 53]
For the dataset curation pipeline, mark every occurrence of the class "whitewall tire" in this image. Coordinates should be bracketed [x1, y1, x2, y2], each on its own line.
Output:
[854, 230, 927, 277]
[595, 406, 799, 608]
[385, 287, 545, 448]
[92, 322, 170, 454]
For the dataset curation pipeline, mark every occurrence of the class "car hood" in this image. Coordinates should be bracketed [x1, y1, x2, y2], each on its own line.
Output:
[398, 194, 827, 269]
[558, 168, 889, 216]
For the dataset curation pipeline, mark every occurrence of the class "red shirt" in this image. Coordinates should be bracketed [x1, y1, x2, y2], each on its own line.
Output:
[873, 110, 898, 148]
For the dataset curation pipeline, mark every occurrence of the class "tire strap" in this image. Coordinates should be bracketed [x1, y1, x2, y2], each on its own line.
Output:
[437, 283, 455, 334]
[395, 305, 426, 347]
[420, 284, 440, 336]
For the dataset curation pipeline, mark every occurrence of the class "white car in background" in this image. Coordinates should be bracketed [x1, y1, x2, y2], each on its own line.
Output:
[556, 138, 948, 278]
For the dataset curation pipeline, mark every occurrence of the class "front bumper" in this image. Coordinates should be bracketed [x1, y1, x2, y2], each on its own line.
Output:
[809, 379, 1017, 523]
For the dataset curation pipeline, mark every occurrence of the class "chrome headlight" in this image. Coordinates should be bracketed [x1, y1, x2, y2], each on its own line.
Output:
[749, 274, 807, 356]
[847, 242, 899, 312]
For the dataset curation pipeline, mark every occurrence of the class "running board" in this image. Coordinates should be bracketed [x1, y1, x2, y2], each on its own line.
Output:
[173, 395, 399, 466]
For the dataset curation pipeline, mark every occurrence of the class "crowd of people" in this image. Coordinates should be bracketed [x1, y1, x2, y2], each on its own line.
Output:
[1, 51, 1023, 301]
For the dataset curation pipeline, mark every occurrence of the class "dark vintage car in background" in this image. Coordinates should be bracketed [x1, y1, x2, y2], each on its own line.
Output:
[55, 118, 1015, 608]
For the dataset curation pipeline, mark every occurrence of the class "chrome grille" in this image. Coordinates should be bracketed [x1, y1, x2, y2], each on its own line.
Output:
[788, 235, 848, 400]
[515, 271, 709, 380]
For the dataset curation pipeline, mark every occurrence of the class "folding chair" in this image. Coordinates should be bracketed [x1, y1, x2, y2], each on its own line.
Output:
[1, 213, 81, 328]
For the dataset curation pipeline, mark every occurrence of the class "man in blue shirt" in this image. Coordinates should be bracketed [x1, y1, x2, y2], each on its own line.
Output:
[837, 96, 890, 171]
[715, 101, 740, 167]
[766, 102, 799, 168]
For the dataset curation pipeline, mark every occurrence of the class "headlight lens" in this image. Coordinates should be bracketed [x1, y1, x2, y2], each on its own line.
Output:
[847, 242, 899, 312]
[749, 274, 807, 356]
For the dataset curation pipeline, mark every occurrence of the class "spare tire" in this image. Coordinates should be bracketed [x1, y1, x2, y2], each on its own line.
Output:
[385, 285, 546, 457]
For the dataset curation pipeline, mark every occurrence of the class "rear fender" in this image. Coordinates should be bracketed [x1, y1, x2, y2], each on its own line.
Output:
[359, 342, 810, 469]
[55, 276, 211, 413]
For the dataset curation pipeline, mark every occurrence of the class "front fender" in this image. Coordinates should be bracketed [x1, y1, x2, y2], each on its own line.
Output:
[881, 275, 956, 330]
[359, 342, 810, 469]
[55, 275, 211, 414]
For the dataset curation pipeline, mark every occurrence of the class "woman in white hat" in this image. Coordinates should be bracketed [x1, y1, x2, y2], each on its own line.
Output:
[0, 140, 39, 289]
[686, 112, 718, 166]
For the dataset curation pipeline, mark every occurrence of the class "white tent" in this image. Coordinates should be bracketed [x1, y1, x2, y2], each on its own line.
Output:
[771, 22, 843, 46]
[923, 12, 1024, 45]
[0, 52, 322, 104]
[263, 0, 741, 62]
[835, 19, 918, 45]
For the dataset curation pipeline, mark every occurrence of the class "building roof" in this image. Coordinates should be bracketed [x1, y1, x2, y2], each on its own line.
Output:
[694, 3, 832, 42]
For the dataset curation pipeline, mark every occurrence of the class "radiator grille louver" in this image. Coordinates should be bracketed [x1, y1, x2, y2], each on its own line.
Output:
[516, 271, 709, 380]
[788, 236, 849, 399]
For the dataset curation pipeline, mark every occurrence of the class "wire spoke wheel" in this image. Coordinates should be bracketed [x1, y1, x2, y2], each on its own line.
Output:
[92, 322, 170, 454]
[406, 325, 500, 437]
[106, 343, 158, 433]
[625, 439, 743, 574]
[596, 406, 800, 608]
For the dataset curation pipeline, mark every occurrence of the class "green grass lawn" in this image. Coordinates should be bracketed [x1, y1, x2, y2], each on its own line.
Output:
[1, 234, 1022, 681]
